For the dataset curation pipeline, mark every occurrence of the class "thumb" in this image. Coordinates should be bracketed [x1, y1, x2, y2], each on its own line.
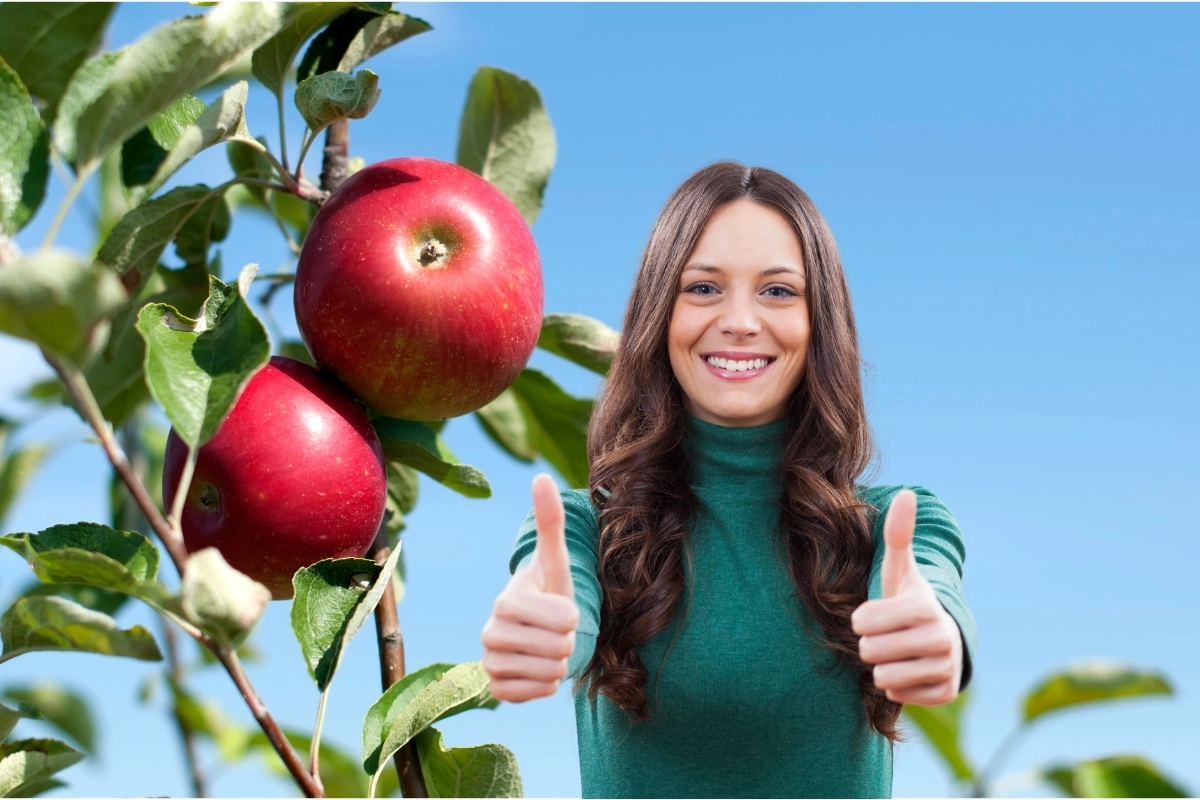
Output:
[881, 488, 919, 599]
[530, 473, 573, 597]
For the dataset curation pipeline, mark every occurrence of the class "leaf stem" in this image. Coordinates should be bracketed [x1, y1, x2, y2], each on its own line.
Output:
[228, 136, 325, 203]
[45, 351, 190, 573]
[215, 646, 325, 797]
[973, 721, 1029, 797]
[168, 447, 197, 533]
[163, 620, 208, 797]
[369, 526, 427, 798]
[40, 169, 92, 252]
[309, 687, 330, 794]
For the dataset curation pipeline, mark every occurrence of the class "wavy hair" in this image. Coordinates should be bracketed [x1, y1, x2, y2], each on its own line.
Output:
[582, 161, 901, 740]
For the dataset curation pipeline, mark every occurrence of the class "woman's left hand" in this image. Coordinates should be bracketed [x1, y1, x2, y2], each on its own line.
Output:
[851, 489, 963, 706]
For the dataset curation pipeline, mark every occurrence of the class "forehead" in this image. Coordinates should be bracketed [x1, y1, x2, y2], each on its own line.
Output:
[684, 200, 804, 276]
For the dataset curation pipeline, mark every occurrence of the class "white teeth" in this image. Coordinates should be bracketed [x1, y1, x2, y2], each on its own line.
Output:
[705, 356, 769, 371]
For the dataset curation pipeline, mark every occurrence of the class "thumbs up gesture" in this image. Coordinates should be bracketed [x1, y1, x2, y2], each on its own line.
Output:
[851, 489, 964, 706]
[481, 474, 580, 702]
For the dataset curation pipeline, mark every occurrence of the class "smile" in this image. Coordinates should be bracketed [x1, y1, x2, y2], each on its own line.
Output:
[699, 354, 775, 381]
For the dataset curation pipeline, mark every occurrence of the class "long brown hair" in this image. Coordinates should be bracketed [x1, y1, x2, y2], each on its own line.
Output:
[583, 161, 901, 740]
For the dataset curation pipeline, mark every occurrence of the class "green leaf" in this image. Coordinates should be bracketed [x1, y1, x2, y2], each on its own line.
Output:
[0, 431, 50, 530]
[0, 521, 160, 585]
[89, 263, 209, 426]
[1043, 755, 1190, 798]
[18, 581, 128, 618]
[387, 463, 418, 516]
[226, 136, 274, 204]
[173, 193, 231, 268]
[5, 776, 66, 798]
[456, 67, 556, 226]
[361, 662, 454, 775]
[369, 662, 497, 783]
[1023, 661, 1173, 722]
[475, 389, 536, 464]
[251, 3, 354, 97]
[136, 263, 270, 448]
[52, 50, 119, 168]
[901, 688, 974, 781]
[0, 595, 161, 664]
[297, 7, 393, 82]
[2, 684, 95, 756]
[335, 11, 431, 73]
[537, 313, 619, 377]
[180, 547, 270, 649]
[96, 184, 224, 294]
[279, 340, 315, 366]
[0, 57, 50, 235]
[272, 191, 316, 242]
[124, 81, 251, 206]
[0, 739, 83, 797]
[73, 3, 306, 172]
[291, 544, 401, 691]
[509, 368, 593, 489]
[0, 701, 38, 742]
[0, 3, 116, 125]
[294, 69, 380, 134]
[416, 727, 522, 799]
[0, 250, 126, 368]
[373, 417, 491, 499]
[120, 94, 207, 188]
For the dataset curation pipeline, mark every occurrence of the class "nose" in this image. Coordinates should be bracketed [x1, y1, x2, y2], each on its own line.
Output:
[719, 288, 761, 340]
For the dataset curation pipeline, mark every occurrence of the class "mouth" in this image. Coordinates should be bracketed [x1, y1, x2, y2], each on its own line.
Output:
[699, 353, 776, 381]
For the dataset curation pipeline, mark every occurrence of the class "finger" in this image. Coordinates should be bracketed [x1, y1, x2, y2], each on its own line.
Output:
[492, 587, 580, 633]
[873, 656, 956, 692]
[531, 473, 573, 597]
[481, 617, 576, 659]
[881, 489, 918, 599]
[851, 593, 938, 636]
[488, 677, 560, 703]
[885, 682, 959, 706]
[482, 650, 569, 682]
[858, 623, 953, 664]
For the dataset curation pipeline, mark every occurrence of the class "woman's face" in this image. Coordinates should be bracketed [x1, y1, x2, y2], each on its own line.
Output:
[668, 199, 810, 428]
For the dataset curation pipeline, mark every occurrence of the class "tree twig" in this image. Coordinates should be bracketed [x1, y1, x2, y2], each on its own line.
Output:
[319, 120, 350, 195]
[44, 352, 324, 798]
[369, 528, 427, 798]
[163, 620, 208, 797]
[215, 647, 326, 798]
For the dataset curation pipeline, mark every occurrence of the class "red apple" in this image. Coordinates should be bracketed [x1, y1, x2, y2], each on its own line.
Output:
[293, 157, 543, 420]
[163, 356, 387, 599]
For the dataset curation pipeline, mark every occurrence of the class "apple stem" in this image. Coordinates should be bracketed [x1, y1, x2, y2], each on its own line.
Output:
[369, 526, 428, 798]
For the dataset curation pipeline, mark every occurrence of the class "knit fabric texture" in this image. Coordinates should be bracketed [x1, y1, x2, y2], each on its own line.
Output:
[509, 411, 977, 798]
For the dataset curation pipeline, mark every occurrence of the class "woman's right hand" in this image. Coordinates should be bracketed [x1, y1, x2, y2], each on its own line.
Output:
[481, 473, 580, 702]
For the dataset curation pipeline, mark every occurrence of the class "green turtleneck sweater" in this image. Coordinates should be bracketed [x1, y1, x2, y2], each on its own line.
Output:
[509, 413, 976, 799]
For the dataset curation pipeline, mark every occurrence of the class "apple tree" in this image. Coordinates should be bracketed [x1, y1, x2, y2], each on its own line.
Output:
[0, 3, 616, 796]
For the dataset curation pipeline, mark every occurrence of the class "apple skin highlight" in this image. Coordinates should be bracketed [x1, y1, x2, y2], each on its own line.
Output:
[293, 157, 544, 421]
[163, 356, 387, 599]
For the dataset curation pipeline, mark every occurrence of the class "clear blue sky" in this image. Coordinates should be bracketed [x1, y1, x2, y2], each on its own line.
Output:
[2, 2, 1197, 797]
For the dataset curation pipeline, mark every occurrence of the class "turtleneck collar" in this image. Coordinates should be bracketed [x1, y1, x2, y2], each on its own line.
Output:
[682, 411, 788, 491]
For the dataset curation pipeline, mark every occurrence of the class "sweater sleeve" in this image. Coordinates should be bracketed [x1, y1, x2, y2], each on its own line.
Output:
[508, 487, 602, 680]
[862, 484, 978, 690]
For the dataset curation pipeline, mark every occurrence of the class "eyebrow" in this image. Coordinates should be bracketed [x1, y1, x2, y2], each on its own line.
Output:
[682, 263, 804, 278]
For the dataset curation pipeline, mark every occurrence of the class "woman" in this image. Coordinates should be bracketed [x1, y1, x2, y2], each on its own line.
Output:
[480, 162, 976, 798]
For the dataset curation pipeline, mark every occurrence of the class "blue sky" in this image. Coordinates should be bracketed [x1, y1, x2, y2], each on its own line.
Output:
[2, 2, 1197, 797]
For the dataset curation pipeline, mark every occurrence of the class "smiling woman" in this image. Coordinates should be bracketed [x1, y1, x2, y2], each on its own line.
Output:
[482, 161, 975, 798]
